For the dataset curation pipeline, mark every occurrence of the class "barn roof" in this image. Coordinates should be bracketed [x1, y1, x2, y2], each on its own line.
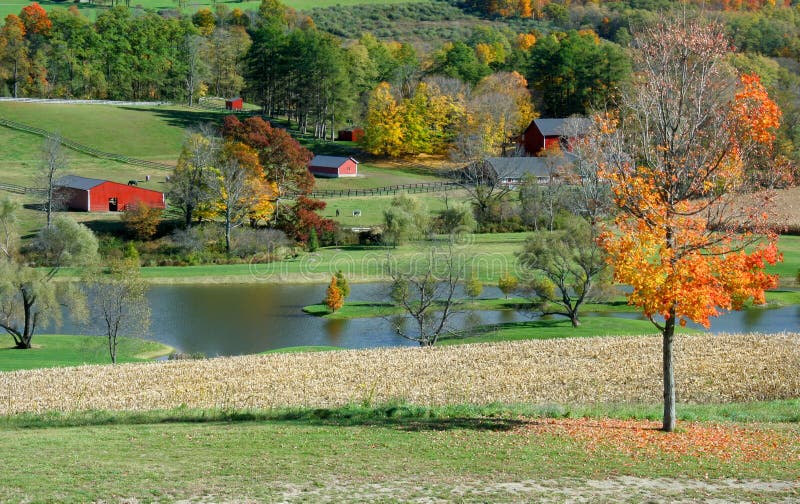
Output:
[528, 118, 592, 137]
[55, 175, 106, 191]
[309, 155, 358, 168]
[484, 154, 577, 179]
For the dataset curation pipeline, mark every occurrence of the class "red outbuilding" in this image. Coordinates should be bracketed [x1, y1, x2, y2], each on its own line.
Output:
[308, 155, 359, 178]
[520, 118, 591, 156]
[336, 128, 364, 142]
[55, 175, 166, 212]
[225, 97, 243, 110]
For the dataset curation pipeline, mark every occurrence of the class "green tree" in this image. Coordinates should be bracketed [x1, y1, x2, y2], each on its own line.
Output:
[527, 30, 629, 116]
[497, 272, 518, 299]
[334, 270, 350, 300]
[432, 41, 490, 86]
[517, 216, 608, 328]
[0, 205, 98, 349]
[382, 193, 428, 246]
[90, 259, 151, 364]
[168, 129, 218, 228]
[464, 271, 483, 300]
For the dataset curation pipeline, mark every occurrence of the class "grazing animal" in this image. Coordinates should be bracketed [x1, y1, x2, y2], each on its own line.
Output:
[352, 209, 362, 217]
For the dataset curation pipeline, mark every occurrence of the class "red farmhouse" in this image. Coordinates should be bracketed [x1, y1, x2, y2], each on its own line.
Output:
[308, 155, 359, 178]
[225, 97, 243, 111]
[55, 175, 166, 212]
[521, 118, 591, 156]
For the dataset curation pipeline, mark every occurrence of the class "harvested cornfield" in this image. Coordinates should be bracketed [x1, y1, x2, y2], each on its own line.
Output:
[1, 333, 799, 415]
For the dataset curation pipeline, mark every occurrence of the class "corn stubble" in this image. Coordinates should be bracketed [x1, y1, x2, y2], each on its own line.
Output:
[1, 333, 798, 415]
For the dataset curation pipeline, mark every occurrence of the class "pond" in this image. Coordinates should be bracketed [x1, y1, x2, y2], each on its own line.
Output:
[50, 283, 800, 357]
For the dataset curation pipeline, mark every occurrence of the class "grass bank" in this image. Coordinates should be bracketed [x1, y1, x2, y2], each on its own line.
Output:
[0, 335, 173, 372]
[1, 402, 798, 502]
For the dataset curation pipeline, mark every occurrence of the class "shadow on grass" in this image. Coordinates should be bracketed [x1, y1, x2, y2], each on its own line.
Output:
[117, 106, 235, 130]
[2, 404, 528, 432]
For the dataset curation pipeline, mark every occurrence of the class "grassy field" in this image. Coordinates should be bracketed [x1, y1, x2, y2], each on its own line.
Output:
[0, 103, 230, 162]
[1, 403, 798, 502]
[0, 128, 172, 188]
[0, 334, 173, 371]
[0, 0, 430, 22]
[312, 164, 444, 191]
[1, 333, 799, 501]
[106, 233, 798, 286]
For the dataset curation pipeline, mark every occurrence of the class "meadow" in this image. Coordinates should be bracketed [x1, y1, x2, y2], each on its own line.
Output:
[1, 403, 798, 502]
[0, 0, 429, 21]
[0, 335, 173, 371]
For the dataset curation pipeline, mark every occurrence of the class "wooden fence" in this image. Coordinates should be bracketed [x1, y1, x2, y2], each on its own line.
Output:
[0, 181, 45, 196]
[305, 181, 461, 198]
[0, 118, 172, 171]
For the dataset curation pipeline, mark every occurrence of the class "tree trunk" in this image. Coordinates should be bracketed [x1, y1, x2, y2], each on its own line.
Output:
[662, 307, 677, 432]
[570, 314, 581, 327]
[109, 334, 117, 364]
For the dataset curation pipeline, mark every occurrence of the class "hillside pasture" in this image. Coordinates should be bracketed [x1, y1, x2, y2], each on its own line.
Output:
[0, 102, 227, 162]
[0, 128, 172, 188]
[0, 0, 430, 21]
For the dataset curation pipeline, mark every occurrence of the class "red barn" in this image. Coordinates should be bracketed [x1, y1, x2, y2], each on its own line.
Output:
[308, 155, 359, 178]
[521, 118, 591, 156]
[55, 175, 166, 212]
[225, 97, 243, 111]
[336, 128, 364, 142]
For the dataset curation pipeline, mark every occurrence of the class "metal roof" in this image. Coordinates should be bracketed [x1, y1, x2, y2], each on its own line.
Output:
[55, 175, 106, 191]
[531, 118, 592, 137]
[485, 153, 577, 179]
[309, 155, 358, 169]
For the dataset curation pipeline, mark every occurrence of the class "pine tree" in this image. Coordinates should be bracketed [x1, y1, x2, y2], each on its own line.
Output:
[334, 270, 350, 300]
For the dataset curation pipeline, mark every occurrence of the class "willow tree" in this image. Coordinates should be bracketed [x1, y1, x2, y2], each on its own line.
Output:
[597, 15, 782, 432]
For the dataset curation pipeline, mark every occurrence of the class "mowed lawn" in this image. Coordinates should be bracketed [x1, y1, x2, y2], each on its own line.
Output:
[0, 335, 173, 371]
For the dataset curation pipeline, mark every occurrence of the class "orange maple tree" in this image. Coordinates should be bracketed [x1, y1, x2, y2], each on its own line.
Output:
[596, 16, 782, 432]
[19, 2, 50, 36]
[324, 276, 344, 312]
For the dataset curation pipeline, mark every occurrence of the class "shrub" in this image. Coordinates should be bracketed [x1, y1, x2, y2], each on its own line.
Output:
[123, 203, 162, 240]
[498, 272, 519, 299]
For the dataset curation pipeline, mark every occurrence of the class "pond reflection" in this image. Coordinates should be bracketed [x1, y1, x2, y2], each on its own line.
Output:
[45, 283, 800, 356]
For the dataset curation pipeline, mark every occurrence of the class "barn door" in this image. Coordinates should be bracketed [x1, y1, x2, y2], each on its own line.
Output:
[109, 198, 118, 211]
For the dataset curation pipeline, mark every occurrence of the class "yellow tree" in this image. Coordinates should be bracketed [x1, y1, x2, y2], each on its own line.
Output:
[597, 16, 783, 432]
[364, 82, 404, 156]
[461, 71, 536, 158]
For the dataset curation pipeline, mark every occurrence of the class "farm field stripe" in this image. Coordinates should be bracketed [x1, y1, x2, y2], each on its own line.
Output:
[1, 333, 798, 415]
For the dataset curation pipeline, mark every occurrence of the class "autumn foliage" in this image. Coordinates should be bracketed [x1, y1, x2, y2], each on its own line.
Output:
[324, 276, 344, 312]
[596, 16, 783, 432]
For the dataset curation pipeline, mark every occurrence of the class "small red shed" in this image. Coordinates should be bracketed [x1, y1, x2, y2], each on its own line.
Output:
[308, 155, 358, 178]
[336, 128, 364, 142]
[521, 118, 591, 156]
[225, 97, 243, 111]
[55, 175, 166, 212]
